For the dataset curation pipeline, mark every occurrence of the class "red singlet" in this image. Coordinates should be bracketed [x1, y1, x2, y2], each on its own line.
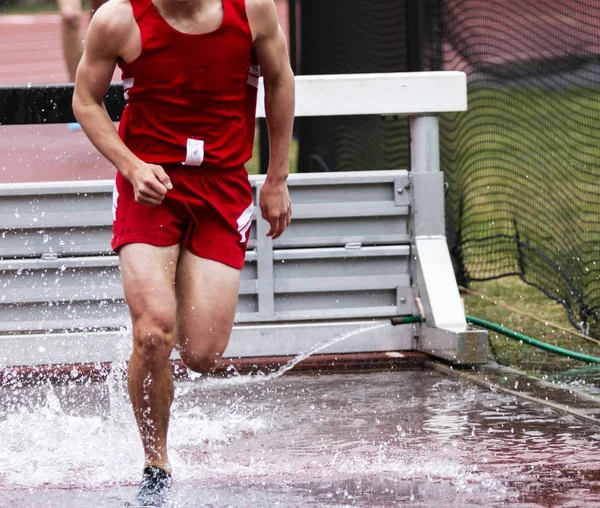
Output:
[112, 0, 258, 268]
[117, 0, 259, 168]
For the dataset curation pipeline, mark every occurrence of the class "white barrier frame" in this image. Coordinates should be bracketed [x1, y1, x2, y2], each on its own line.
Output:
[0, 72, 487, 367]
[256, 72, 468, 118]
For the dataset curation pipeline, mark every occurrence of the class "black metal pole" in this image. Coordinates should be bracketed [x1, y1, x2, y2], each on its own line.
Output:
[406, 0, 423, 72]
[289, 0, 298, 73]
[258, 119, 269, 175]
[429, 0, 443, 71]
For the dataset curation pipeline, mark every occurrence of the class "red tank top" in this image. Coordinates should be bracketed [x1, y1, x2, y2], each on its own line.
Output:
[117, 0, 259, 170]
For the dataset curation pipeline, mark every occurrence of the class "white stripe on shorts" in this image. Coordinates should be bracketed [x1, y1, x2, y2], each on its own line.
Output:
[112, 182, 119, 222]
[237, 202, 255, 242]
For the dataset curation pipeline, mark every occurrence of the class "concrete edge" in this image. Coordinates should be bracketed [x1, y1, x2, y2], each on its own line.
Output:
[0, 351, 430, 387]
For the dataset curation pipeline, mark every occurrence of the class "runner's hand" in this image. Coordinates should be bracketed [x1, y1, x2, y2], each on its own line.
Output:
[127, 163, 173, 207]
[259, 178, 292, 240]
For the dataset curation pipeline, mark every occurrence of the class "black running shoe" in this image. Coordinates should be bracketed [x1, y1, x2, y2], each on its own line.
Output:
[127, 466, 172, 507]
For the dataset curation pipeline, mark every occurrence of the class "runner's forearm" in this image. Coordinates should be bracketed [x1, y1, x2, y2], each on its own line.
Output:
[73, 101, 140, 178]
[264, 72, 295, 182]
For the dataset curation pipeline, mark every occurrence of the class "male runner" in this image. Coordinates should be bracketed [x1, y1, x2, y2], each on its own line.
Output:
[72, 0, 294, 504]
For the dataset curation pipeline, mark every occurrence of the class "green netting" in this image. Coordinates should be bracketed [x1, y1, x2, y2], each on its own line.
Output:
[440, 0, 600, 336]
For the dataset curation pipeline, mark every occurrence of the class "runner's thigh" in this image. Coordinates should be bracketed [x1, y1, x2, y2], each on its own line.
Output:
[175, 249, 242, 358]
[119, 243, 180, 325]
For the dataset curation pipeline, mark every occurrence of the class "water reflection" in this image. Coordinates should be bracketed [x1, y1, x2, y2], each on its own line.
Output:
[548, 366, 600, 398]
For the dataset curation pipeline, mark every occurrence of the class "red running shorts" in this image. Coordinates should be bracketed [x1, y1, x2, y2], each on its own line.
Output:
[111, 165, 254, 270]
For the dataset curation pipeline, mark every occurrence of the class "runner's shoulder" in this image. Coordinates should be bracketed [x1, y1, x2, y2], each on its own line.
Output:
[88, 0, 137, 43]
[245, 0, 278, 39]
[245, 0, 277, 17]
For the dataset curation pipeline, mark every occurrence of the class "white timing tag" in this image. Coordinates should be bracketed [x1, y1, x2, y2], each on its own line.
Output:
[184, 138, 204, 166]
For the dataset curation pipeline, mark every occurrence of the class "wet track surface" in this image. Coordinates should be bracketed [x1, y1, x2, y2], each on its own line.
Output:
[0, 368, 599, 507]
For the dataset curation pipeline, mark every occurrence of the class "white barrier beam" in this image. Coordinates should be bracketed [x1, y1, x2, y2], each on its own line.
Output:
[256, 71, 467, 118]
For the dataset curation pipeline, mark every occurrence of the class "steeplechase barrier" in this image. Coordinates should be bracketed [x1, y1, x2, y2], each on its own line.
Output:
[0, 72, 488, 369]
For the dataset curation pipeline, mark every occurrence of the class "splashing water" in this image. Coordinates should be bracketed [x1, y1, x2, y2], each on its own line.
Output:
[2, 326, 600, 506]
[264, 322, 389, 381]
[198, 322, 390, 389]
[0, 324, 388, 489]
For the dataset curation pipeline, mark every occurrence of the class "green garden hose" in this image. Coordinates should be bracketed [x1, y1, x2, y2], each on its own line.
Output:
[392, 314, 600, 364]
[466, 315, 600, 364]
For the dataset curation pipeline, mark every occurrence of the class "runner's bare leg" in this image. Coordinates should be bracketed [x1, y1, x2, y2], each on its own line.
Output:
[175, 250, 241, 374]
[57, 0, 83, 82]
[120, 243, 180, 471]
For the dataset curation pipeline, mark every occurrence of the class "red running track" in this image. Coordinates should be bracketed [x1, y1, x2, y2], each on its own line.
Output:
[0, 5, 289, 183]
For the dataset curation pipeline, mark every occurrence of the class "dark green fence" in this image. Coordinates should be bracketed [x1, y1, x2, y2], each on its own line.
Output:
[439, 0, 600, 337]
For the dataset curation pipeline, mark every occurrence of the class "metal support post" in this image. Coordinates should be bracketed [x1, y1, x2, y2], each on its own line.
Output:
[410, 116, 488, 364]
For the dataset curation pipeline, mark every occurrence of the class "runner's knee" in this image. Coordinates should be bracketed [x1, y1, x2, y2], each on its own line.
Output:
[132, 315, 176, 369]
[60, 8, 81, 30]
[179, 349, 222, 374]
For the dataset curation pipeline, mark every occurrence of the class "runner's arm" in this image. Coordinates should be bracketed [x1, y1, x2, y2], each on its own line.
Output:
[250, 0, 295, 182]
[72, 4, 172, 205]
[248, 0, 295, 238]
[72, 4, 140, 176]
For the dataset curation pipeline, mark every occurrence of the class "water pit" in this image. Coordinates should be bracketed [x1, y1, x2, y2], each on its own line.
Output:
[1, 362, 600, 507]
